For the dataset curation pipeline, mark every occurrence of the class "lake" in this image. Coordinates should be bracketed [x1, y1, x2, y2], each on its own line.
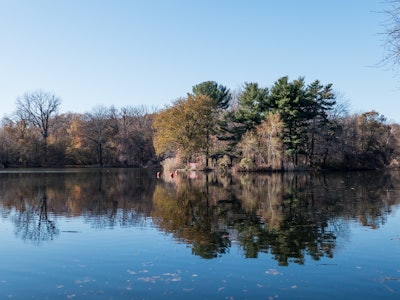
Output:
[0, 168, 399, 299]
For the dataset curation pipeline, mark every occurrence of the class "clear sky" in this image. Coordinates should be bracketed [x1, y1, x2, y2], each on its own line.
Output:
[1, 0, 399, 122]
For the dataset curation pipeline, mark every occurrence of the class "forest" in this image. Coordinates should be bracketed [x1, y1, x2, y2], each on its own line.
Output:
[1, 77, 400, 171]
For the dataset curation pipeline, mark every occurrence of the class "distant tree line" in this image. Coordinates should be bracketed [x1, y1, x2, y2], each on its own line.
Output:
[1, 79, 400, 170]
[0, 90, 155, 167]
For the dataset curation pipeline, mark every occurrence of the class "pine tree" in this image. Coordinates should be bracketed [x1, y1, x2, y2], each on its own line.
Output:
[269, 77, 313, 165]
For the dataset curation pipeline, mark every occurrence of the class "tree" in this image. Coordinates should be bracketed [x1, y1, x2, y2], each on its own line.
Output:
[337, 111, 392, 169]
[153, 98, 188, 159]
[15, 90, 61, 165]
[0, 117, 41, 166]
[218, 82, 270, 153]
[153, 95, 215, 165]
[269, 77, 314, 166]
[80, 106, 116, 166]
[191, 81, 231, 109]
[0, 118, 19, 167]
[356, 111, 392, 168]
[256, 112, 284, 170]
[115, 105, 155, 166]
[306, 80, 336, 167]
[236, 112, 284, 171]
[191, 81, 232, 167]
[47, 113, 83, 166]
[381, 0, 400, 70]
[235, 82, 270, 131]
[16, 90, 61, 143]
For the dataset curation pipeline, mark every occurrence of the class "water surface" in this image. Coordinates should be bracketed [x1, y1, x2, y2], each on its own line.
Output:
[0, 168, 399, 299]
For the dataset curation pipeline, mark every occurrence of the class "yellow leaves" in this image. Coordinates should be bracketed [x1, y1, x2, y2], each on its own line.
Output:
[257, 112, 284, 139]
[152, 95, 215, 159]
[238, 112, 284, 170]
[153, 101, 181, 156]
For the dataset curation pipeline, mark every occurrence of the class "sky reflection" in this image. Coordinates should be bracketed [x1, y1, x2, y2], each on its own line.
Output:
[0, 169, 399, 299]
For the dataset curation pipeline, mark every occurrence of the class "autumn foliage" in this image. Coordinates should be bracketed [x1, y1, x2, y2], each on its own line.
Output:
[1, 79, 400, 171]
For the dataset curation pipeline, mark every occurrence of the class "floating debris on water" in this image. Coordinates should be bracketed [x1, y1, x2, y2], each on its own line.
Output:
[265, 269, 282, 275]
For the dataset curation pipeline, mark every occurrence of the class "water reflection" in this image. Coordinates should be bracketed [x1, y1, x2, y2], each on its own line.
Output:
[0, 169, 155, 242]
[0, 169, 399, 265]
[152, 170, 400, 264]
[13, 191, 59, 244]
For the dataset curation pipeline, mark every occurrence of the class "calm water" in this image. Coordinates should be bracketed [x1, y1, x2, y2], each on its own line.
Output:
[0, 168, 399, 299]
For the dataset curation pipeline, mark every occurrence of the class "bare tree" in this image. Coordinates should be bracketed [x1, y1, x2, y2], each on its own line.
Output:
[116, 105, 155, 166]
[80, 105, 116, 166]
[15, 90, 61, 165]
[16, 90, 61, 141]
[382, 0, 400, 70]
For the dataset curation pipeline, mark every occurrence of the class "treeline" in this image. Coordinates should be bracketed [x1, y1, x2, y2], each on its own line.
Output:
[1, 77, 400, 170]
[154, 78, 400, 171]
[0, 90, 155, 167]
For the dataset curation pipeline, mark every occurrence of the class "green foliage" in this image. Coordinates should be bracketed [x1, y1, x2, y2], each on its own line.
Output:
[217, 82, 270, 153]
[234, 82, 270, 132]
[192, 81, 231, 109]
[1, 77, 398, 170]
[269, 77, 312, 162]
[306, 80, 337, 166]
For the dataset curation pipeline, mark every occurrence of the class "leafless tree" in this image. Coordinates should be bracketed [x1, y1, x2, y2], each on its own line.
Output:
[16, 90, 61, 144]
[116, 105, 155, 166]
[15, 90, 61, 165]
[381, 0, 400, 70]
[81, 105, 116, 166]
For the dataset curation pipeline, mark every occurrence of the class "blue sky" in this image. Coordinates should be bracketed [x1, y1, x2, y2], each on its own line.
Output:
[1, 0, 399, 122]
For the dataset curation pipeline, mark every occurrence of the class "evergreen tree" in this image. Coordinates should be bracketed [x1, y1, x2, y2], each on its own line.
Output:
[191, 81, 232, 167]
[235, 82, 270, 129]
[269, 77, 314, 165]
[306, 80, 336, 166]
[218, 82, 270, 153]
[192, 81, 231, 109]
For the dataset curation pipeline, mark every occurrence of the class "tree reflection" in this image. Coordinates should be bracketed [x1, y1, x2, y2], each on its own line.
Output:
[0, 169, 156, 243]
[153, 170, 400, 264]
[152, 181, 231, 258]
[13, 192, 59, 244]
[0, 169, 399, 264]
